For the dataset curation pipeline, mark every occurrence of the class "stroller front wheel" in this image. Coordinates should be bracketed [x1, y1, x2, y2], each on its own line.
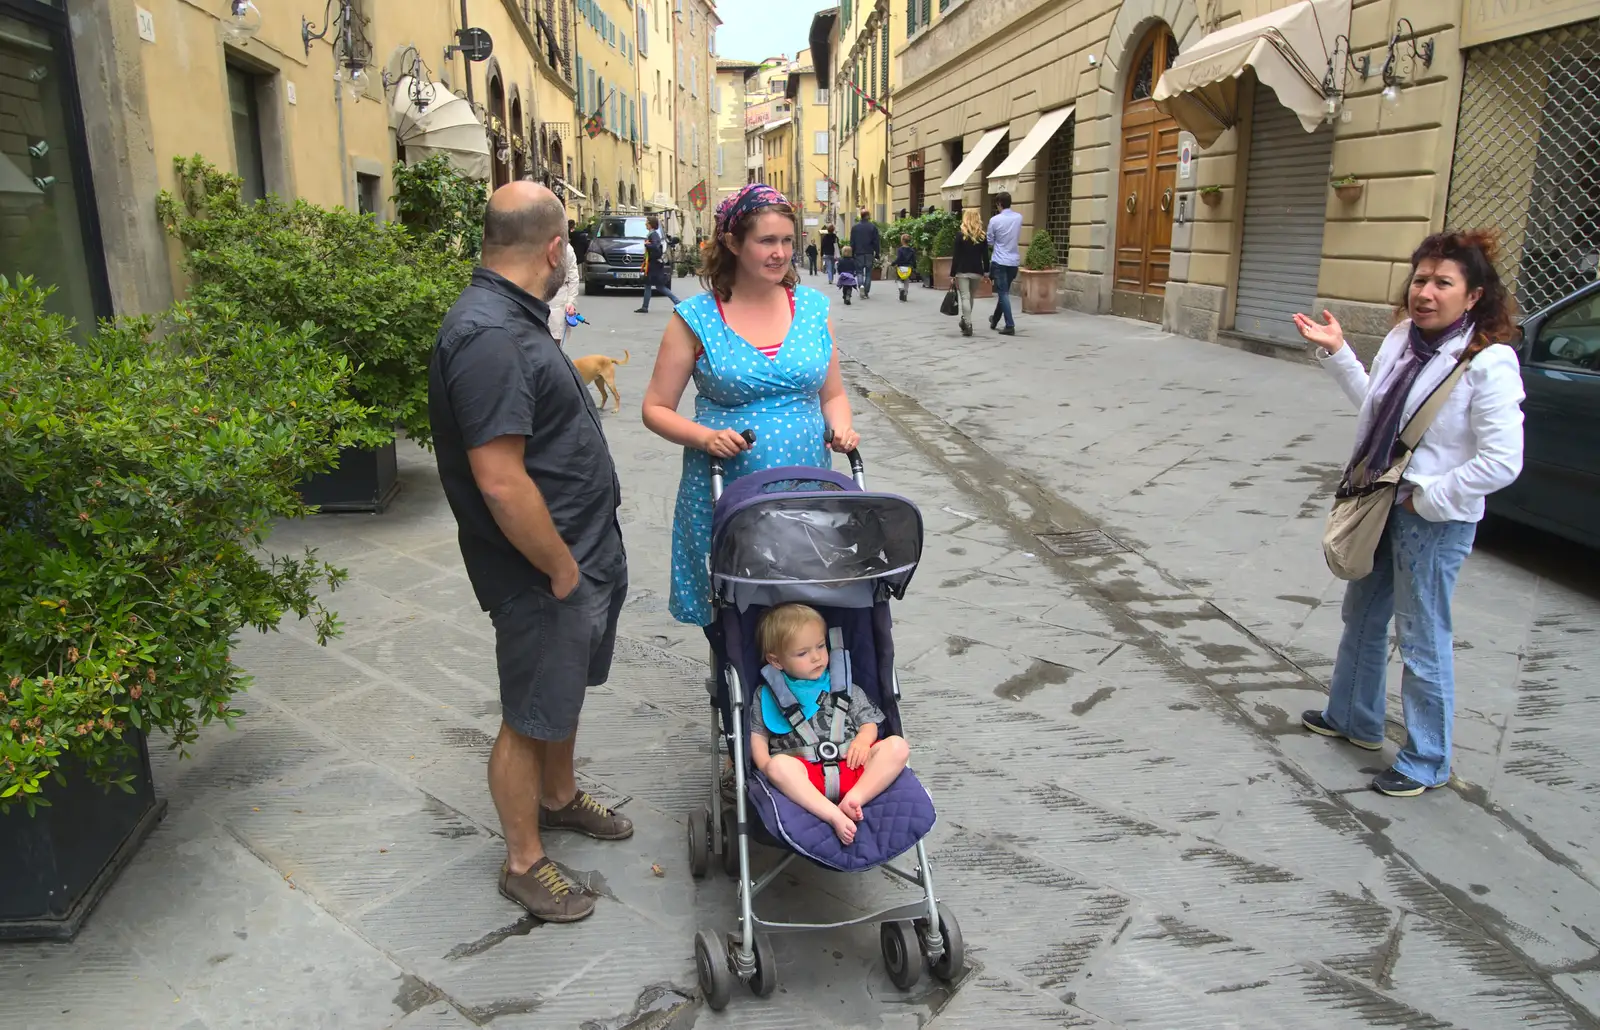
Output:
[920, 903, 966, 982]
[748, 932, 779, 997]
[695, 929, 735, 1010]
[881, 920, 923, 990]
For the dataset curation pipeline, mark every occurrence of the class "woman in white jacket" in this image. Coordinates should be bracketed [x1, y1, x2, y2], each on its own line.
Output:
[1293, 230, 1524, 797]
[549, 240, 581, 345]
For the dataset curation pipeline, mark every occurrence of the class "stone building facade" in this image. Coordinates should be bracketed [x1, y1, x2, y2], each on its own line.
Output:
[889, 0, 1600, 356]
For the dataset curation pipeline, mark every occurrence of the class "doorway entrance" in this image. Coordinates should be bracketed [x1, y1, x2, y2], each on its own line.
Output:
[1113, 25, 1181, 323]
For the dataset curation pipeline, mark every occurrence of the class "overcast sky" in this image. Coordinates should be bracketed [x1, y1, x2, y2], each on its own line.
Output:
[714, 0, 835, 64]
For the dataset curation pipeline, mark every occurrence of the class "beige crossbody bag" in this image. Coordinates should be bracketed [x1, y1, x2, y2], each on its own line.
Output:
[1322, 353, 1472, 580]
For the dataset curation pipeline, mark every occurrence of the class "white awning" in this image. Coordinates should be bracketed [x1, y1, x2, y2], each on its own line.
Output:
[1153, 0, 1349, 148]
[0, 152, 41, 195]
[761, 117, 793, 133]
[986, 106, 1075, 193]
[390, 76, 491, 180]
[939, 126, 1009, 197]
[555, 177, 586, 200]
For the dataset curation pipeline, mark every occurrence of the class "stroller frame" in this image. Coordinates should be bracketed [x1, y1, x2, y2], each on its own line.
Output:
[689, 439, 960, 1009]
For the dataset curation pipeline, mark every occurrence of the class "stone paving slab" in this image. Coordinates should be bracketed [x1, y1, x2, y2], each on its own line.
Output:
[4, 286, 1599, 1029]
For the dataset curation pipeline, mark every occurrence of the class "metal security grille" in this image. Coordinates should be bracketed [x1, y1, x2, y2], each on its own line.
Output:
[1446, 22, 1600, 315]
[1043, 117, 1076, 266]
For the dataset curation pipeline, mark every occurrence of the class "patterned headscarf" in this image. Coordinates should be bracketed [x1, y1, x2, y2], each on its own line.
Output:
[714, 183, 789, 238]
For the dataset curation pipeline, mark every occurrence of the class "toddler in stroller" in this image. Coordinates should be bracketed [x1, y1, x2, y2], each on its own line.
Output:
[686, 432, 963, 1010]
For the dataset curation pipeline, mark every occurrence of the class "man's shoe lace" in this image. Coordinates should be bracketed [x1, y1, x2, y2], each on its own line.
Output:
[534, 863, 571, 898]
[577, 792, 613, 818]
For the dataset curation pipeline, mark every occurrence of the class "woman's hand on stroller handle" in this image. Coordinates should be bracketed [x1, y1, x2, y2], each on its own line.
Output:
[824, 427, 861, 456]
[703, 427, 756, 459]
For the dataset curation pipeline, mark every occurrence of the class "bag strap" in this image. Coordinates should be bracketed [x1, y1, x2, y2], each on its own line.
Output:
[1396, 348, 1475, 453]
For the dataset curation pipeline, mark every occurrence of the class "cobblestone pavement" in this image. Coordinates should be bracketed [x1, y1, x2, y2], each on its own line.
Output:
[4, 281, 1598, 1029]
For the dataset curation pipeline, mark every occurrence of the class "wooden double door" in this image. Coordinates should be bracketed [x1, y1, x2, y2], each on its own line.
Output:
[1113, 26, 1182, 323]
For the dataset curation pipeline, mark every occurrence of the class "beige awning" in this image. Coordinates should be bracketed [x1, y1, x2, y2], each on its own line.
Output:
[556, 177, 586, 200]
[0, 152, 41, 195]
[987, 106, 1075, 193]
[391, 76, 491, 180]
[939, 126, 1008, 197]
[1153, 0, 1348, 148]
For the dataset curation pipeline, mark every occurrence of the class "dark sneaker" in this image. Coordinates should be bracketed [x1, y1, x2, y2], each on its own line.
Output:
[998, 326, 1016, 336]
[989, 313, 1000, 330]
[633, 307, 649, 314]
[499, 857, 595, 922]
[960, 319, 973, 337]
[1371, 768, 1440, 797]
[540, 791, 634, 840]
[1301, 710, 1383, 750]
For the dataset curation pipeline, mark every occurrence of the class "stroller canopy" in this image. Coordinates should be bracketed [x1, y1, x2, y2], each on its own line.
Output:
[711, 467, 923, 599]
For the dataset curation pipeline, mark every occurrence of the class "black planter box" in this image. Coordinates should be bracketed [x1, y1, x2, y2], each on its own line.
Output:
[0, 732, 166, 940]
[299, 439, 400, 514]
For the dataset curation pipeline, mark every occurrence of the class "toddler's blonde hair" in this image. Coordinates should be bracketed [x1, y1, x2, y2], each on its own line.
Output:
[758, 604, 826, 662]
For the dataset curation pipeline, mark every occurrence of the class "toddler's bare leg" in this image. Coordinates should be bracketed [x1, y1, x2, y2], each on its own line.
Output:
[838, 737, 911, 820]
[763, 754, 856, 844]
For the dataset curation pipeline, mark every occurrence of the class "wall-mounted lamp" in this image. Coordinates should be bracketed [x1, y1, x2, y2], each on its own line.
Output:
[1321, 34, 1369, 122]
[381, 45, 434, 113]
[223, 1, 262, 44]
[1378, 18, 1435, 108]
[303, 0, 374, 101]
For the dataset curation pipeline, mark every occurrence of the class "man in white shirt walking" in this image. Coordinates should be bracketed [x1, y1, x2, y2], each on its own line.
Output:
[985, 192, 1023, 335]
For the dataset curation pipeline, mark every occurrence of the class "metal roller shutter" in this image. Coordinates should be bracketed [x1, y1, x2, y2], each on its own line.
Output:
[1234, 86, 1335, 345]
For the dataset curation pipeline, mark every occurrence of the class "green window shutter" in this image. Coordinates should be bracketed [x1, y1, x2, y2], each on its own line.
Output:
[881, 24, 890, 93]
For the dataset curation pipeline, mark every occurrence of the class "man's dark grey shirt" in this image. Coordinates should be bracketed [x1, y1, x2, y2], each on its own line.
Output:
[429, 268, 622, 610]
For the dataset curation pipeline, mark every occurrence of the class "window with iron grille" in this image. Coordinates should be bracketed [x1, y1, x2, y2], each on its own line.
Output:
[1042, 116, 1075, 267]
[1445, 22, 1600, 314]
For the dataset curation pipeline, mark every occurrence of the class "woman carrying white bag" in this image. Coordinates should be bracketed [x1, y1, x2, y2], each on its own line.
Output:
[1293, 230, 1524, 798]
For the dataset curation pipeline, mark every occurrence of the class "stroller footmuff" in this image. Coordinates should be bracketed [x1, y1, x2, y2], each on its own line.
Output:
[687, 455, 965, 1011]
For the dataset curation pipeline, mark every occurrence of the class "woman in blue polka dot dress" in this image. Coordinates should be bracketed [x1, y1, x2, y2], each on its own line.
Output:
[642, 184, 861, 629]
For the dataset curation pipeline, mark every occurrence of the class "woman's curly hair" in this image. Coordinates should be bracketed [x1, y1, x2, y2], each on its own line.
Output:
[1398, 230, 1518, 355]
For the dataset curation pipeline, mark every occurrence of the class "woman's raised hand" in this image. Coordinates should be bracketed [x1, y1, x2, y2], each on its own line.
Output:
[1293, 310, 1346, 353]
[827, 426, 860, 453]
[701, 428, 752, 458]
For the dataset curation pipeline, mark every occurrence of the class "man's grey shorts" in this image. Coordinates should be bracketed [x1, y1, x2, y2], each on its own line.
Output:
[489, 568, 627, 741]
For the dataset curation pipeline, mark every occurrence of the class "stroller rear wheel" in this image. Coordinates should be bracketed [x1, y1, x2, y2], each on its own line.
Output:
[695, 929, 735, 1010]
[748, 932, 779, 997]
[880, 920, 923, 990]
[919, 903, 965, 982]
[687, 807, 711, 879]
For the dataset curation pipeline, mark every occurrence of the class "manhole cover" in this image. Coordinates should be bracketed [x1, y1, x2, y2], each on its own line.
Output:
[1036, 530, 1128, 557]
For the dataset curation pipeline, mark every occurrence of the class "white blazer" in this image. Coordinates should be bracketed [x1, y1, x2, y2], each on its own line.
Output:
[1318, 320, 1525, 524]
[550, 242, 581, 342]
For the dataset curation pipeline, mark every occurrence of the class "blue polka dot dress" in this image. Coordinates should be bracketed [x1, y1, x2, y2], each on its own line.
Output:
[669, 285, 833, 626]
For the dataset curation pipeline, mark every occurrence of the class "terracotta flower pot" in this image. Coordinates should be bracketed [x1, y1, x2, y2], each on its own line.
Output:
[1333, 183, 1364, 202]
[1019, 268, 1059, 314]
[975, 276, 994, 299]
[1199, 190, 1223, 207]
[933, 256, 953, 291]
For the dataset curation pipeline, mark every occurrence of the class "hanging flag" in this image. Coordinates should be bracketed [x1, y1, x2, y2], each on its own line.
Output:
[839, 76, 890, 119]
[688, 180, 707, 212]
[583, 108, 605, 139]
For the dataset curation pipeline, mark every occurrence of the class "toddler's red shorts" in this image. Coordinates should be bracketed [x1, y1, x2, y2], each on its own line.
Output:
[802, 740, 878, 797]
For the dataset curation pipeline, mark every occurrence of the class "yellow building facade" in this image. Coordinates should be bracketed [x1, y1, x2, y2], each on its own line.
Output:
[785, 48, 831, 245]
[832, 0, 900, 223]
[636, 0, 677, 226]
[4, 0, 581, 324]
[714, 59, 759, 205]
[573, 0, 643, 212]
[886, 0, 1600, 353]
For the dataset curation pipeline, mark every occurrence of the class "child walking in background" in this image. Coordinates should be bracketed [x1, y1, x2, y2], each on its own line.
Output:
[836, 245, 861, 305]
[750, 604, 911, 845]
[893, 233, 916, 302]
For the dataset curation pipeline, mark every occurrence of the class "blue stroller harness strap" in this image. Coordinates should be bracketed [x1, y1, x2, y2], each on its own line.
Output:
[758, 628, 853, 801]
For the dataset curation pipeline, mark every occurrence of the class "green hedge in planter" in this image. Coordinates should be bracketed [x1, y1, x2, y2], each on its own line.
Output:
[0, 277, 365, 811]
[932, 222, 958, 259]
[158, 156, 472, 446]
[1024, 229, 1058, 271]
[391, 155, 488, 262]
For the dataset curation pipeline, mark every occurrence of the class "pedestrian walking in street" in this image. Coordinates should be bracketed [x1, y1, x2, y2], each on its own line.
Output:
[849, 210, 880, 299]
[429, 182, 633, 923]
[550, 238, 581, 346]
[820, 225, 839, 283]
[639, 181, 860, 632]
[836, 246, 860, 304]
[635, 215, 682, 314]
[805, 239, 819, 276]
[893, 234, 916, 302]
[986, 192, 1023, 335]
[1293, 230, 1525, 798]
[950, 209, 991, 337]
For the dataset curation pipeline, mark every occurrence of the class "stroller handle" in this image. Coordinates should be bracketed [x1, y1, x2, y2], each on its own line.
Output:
[709, 429, 758, 502]
[825, 429, 867, 488]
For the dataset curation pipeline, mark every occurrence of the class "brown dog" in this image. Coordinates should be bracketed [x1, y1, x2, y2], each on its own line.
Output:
[572, 350, 630, 413]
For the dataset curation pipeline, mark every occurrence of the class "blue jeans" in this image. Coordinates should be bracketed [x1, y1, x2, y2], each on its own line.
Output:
[1323, 506, 1476, 786]
[640, 281, 681, 311]
[990, 263, 1018, 328]
[823, 255, 837, 283]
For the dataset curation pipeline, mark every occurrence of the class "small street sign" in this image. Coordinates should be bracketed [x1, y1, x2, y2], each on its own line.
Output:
[453, 27, 492, 62]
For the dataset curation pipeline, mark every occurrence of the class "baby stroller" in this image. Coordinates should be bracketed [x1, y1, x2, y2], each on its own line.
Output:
[686, 430, 963, 1010]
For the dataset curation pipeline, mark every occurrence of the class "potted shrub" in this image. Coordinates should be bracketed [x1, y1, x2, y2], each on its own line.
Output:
[159, 157, 472, 512]
[1197, 184, 1224, 207]
[1019, 228, 1060, 314]
[932, 221, 958, 291]
[1331, 175, 1364, 202]
[0, 277, 364, 939]
[392, 154, 488, 261]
